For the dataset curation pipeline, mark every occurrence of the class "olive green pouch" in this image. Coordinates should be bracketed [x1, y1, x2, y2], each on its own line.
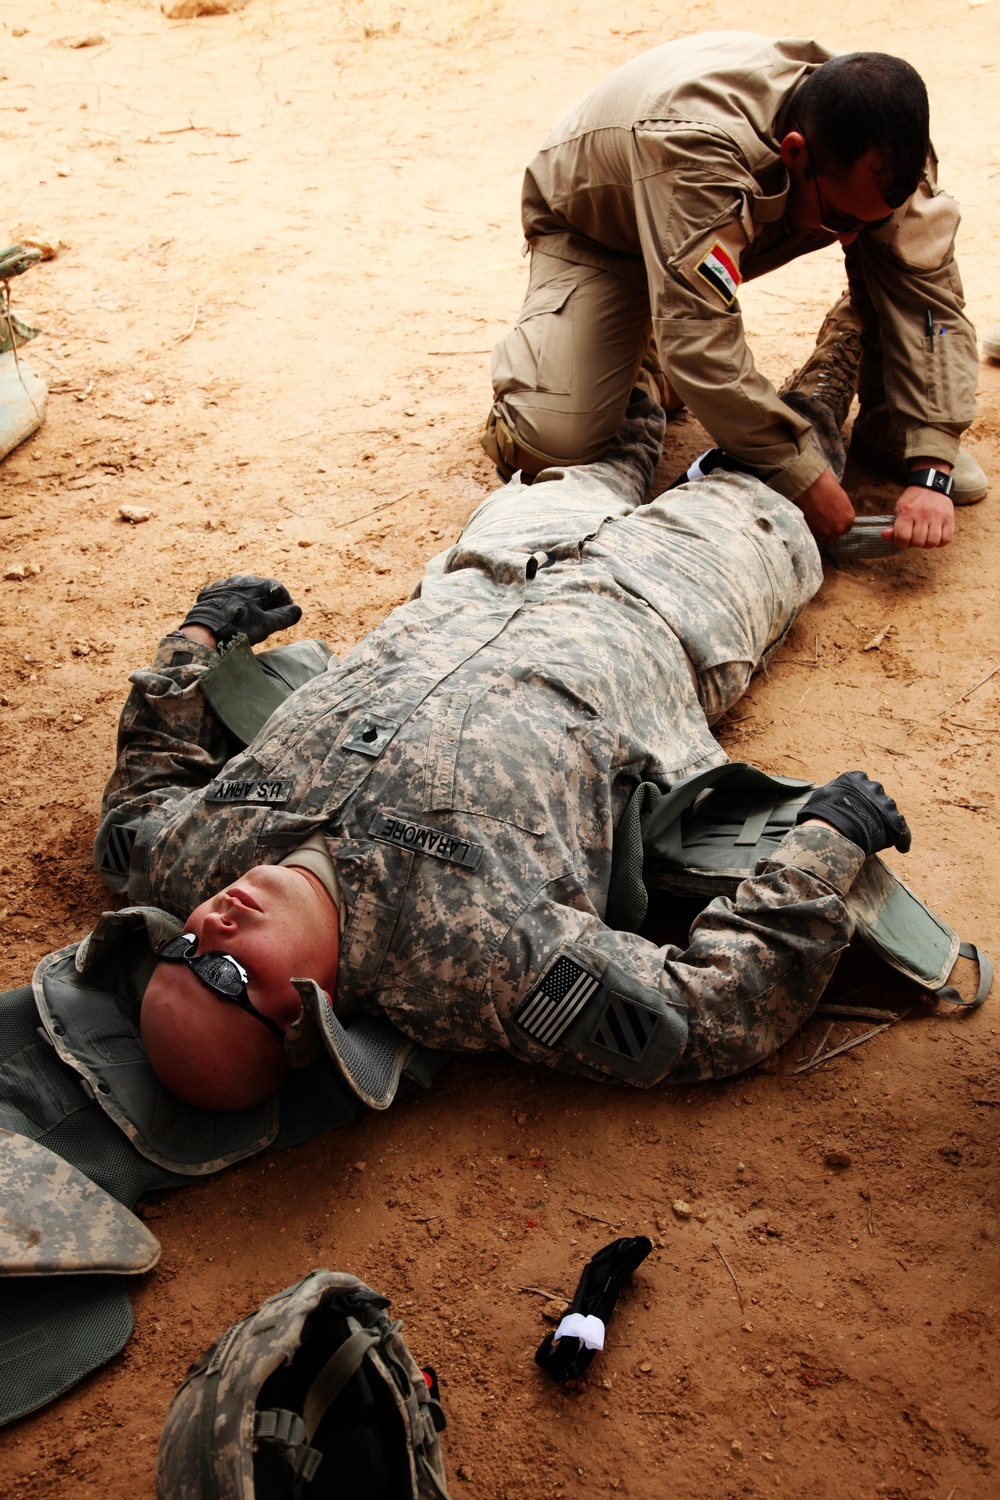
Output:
[200, 635, 334, 748]
[610, 762, 991, 1008]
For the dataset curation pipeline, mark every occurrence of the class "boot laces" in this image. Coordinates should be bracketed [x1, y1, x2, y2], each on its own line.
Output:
[783, 323, 862, 430]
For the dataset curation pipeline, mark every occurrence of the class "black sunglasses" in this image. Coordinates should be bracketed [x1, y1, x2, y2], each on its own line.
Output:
[154, 932, 286, 1042]
[796, 126, 894, 236]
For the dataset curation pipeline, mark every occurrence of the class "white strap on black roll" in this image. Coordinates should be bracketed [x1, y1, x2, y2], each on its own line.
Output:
[553, 1313, 605, 1350]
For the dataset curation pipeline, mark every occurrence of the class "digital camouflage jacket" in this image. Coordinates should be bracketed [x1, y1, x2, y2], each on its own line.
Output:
[95, 411, 865, 1084]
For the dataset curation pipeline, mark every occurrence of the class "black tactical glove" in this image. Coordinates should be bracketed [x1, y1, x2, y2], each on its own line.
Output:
[181, 575, 302, 646]
[794, 770, 912, 856]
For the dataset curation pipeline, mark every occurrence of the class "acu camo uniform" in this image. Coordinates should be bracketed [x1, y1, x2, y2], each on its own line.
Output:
[486, 32, 978, 491]
[95, 401, 868, 1086]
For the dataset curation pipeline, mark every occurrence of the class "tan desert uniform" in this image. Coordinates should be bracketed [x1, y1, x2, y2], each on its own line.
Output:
[488, 31, 978, 496]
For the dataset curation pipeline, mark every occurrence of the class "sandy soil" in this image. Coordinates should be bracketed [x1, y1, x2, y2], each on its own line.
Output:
[1, 1, 998, 1496]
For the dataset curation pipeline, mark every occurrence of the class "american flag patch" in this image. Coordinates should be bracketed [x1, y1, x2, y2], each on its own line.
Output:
[514, 954, 600, 1047]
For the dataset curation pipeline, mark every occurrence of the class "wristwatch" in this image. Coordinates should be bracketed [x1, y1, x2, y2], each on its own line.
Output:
[907, 467, 955, 498]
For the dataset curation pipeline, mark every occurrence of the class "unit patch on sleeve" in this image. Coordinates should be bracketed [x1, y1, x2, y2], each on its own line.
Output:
[693, 241, 742, 306]
[590, 992, 658, 1061]
[99, 821, 138, 878]
[513, 953, 601, 1048]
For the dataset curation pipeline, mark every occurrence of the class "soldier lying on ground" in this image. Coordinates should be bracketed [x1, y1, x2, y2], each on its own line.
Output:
[94, 395, 921, 1114]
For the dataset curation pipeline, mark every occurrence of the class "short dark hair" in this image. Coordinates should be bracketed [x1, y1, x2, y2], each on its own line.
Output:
[794, 52, 930, 207]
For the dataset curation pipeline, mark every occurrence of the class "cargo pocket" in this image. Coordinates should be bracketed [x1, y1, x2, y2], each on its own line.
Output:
[492, 271, 578, 398]
[425, 678, 558, 837]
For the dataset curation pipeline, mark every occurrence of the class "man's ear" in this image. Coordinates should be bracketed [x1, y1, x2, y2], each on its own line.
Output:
[779, 130, 807, 173]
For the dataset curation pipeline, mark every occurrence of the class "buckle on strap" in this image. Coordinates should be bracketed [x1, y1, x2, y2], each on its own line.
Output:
[253, 1409, 323, 1483]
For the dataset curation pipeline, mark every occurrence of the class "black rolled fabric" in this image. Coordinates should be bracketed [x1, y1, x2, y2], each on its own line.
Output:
[535, 1236, 652, 1381]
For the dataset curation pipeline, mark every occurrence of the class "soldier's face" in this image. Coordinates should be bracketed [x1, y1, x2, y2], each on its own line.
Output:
[184, 864, 341, 1030]
[781, 136, 895, 246]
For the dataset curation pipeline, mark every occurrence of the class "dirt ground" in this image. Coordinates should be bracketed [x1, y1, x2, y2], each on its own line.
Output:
[1, 0, 998, 1495]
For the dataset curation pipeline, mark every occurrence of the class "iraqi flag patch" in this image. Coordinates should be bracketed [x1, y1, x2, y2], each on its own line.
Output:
[694, 241, 741, 306]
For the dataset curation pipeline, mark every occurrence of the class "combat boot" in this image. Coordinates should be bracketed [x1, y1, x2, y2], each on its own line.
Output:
[984, 325, 1000, 362]
[779, 290, 863, 432]
[850, 404, 988, 505]
[0, 350, 47, 462]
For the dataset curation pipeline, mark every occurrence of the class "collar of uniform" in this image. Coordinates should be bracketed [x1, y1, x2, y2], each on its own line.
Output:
[773, 82, 802, 150]
[75, 905, 183, 975]
[313, 837, 370, 913]
[753, 178, 790, 223]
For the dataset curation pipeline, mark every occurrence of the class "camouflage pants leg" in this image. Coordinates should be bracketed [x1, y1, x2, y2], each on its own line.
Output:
[458, 392, 667, 557]
[587, 472, 823, 722]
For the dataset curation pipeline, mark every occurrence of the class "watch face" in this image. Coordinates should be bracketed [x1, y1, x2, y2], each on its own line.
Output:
[912, 468, 953, 496]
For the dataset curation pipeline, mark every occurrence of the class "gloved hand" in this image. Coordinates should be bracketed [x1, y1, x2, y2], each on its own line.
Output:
[794, 770, 911, 856]
[181, 575, 302, 646]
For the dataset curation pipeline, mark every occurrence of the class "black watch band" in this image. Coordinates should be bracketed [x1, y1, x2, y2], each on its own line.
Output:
[907, 467, 955, 498]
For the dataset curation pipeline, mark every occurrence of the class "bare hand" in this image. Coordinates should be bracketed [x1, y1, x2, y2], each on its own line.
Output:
[887, 486, 955, 550]
[794, 469, 855, 544]
[180, 624, 219, 650]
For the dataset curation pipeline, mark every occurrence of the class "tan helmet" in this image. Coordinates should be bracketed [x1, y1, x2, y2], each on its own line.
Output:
[155, 1270, 450, 1499]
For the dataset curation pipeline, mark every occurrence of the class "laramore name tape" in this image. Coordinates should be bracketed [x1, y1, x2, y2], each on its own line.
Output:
[370, 811, 484, 869]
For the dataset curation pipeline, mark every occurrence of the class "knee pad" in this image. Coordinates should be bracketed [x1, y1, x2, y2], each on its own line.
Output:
[480, 404, 589, 481]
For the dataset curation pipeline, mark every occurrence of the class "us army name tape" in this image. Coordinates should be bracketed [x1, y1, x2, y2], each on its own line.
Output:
[370, 811, 484, 869]
[205, 778, 294, 804]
